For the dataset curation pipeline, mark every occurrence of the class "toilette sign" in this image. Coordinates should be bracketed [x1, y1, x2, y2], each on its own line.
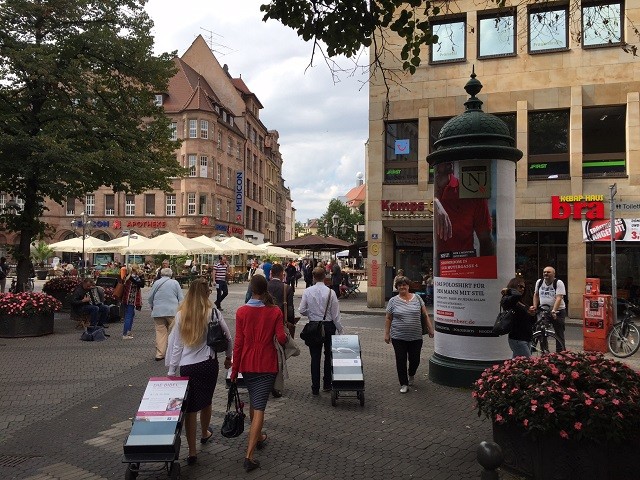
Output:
[551, 195, 605, 220]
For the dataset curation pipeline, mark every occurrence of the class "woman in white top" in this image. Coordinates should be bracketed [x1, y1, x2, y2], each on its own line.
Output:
[166, 278, 232, 465]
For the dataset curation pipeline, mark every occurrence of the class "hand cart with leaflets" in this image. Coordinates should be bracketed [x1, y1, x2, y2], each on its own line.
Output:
[122, 376, 189, 479]
[330, 334, 365, 406]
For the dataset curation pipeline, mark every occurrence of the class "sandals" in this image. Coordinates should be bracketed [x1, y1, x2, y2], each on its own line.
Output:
[256, 432, 268, 450]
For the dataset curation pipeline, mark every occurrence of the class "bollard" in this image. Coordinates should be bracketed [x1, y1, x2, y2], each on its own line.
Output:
[477, 441, 503, 480]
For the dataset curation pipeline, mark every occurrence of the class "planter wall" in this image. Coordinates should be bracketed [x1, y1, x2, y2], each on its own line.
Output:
[493, 422, 639, 480]
[0, 313, 54, 337]
[47, 291, 72, 312]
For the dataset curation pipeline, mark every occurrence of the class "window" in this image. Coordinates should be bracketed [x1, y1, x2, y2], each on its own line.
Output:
[583, 1, 622, 47]
[430, 16, 466, 63]
[385, 120, 419, 184]
[125, 195, 136, 216]
[187, 193, 196, 215]
[200, 120, 209, 139]
[259, 136, 264, 153]
[478, 11, 516, 58]
[228, 138, 233, 155]
[528, 5, 569, 53]
[145, 194, 155, 216]
[85, 194, 95, 216]
[227, 168, 232, 188]
[236, 144, 241, 159]
[216, 163, 222, 184]
[66, 196, 75, 215]
[154, 94, 163, 106]
[582, 105, 626, 176]
[258, 186, 262, 203]
[199, 194, 207, 215]
[217, 131, 222, 149]
[170, 122, 177, 141]
[226, 201, 231, 221]
[0, 194, 4, 211]
[528, 110, 570, 179]
[222, 111, 227, 122]
[188, 154, 197, 177]
[216, 198, 221, 218]
[230, 117, 234, 127]
[166, 194, 176, 216]
[105, 194, 115, 216]
[200, 155, 208, 178]
[189, 119, 197, 138]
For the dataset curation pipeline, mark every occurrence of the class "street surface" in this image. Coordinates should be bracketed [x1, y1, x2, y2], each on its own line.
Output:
[0, 279, 636, 479]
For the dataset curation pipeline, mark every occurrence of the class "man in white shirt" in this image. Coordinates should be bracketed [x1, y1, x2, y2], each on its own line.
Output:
[530, 266, 567, 352]
[299, 267, 344, 395]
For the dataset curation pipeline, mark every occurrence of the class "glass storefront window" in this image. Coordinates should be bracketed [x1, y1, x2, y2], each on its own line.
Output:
[515, 230, 568, 286]
[385, 120, 419, 184]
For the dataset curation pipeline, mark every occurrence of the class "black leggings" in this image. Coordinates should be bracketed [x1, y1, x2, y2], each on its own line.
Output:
[391, 338, 423, 386]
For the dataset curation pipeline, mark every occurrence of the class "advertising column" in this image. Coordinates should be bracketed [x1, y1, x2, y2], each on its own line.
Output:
[426, 71, 522, 387]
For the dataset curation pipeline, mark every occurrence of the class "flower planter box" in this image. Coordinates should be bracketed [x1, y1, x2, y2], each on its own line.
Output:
[493, 422, 640, 480]
[0, 313, 54, 337]
[48, 291, 72, 312]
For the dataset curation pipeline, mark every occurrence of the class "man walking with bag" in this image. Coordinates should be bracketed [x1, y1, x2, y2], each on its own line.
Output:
[213, 256, 230, 311]
[299, 267, 344, 396]
[529, 266, 567, 352]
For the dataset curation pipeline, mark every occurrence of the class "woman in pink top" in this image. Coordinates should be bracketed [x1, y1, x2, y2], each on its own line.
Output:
[231, 275, 287, 472]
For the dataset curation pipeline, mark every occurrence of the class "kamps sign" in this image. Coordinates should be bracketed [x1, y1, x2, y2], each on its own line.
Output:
[235, 171, 244, 223]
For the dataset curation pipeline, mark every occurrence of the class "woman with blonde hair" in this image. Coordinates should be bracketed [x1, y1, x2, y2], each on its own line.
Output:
[166, 278, 232, 465]
[231, 275, 287, 472]
[121, 263, 146, 339]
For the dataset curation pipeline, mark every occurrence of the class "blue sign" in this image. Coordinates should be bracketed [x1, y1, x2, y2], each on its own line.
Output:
[235, 171, 244, 223]
[395, 139, 410, 155]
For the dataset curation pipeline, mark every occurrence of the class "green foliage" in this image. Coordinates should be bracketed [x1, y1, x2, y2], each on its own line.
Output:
[317, 199, 363, 243]
[31, 241, 54, 266]
[0, 0, 185, 291]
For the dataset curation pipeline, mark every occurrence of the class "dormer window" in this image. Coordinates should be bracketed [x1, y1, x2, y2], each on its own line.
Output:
[154, 94, 163, 106]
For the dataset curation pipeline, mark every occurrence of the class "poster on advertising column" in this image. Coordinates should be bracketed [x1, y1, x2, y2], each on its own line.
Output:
[433, 159, 513, 360]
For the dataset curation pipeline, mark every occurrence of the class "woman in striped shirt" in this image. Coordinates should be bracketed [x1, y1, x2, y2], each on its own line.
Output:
[384, 276, 434, 393]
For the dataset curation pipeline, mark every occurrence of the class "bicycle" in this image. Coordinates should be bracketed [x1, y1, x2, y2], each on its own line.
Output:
[8, 277, 35, 293]
[607, 300, 640, 358]
[530, 305, 565, 356]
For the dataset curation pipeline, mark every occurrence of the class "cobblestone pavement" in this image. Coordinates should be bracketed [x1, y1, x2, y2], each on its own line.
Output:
[0, 280, 636, 479]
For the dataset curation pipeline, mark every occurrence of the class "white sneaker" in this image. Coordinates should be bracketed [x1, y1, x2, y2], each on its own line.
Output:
[122, 335, 134, 340]
[408, 375, 415, 386]
[400, 385, 408, 393]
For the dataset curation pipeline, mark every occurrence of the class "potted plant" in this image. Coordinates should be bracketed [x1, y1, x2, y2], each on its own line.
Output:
[42, 276, 82, 311]
[0, 292, 62, 337]
[472, 352, 640, 480]
[31, 241, 54, 280]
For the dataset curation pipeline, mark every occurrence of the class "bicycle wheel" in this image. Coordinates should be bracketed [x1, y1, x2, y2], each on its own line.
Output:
[530, 332, 564, 356]
[607, 322, 640, 358]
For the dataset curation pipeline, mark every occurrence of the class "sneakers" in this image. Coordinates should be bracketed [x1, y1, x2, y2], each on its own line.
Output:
[408, 375, 415, 386]
[400, 385, 409, 393]
[122, 334, 134, 340]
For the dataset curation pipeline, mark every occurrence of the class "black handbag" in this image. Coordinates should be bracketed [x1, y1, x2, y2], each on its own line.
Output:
[492, 307, 515, 336]
[206, 308, 228, 353]
[300, 321, 325, 346]
[220, 383, 245, 438]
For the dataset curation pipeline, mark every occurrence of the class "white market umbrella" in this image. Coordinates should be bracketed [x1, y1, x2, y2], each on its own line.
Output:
[86, 234, 150, 253]
[264, 245, 299, 259]
[48, 235, 108, 253]
[119, 232, 212, 255]
[192, 235, 224, 254]
[215, 236, 266, 255]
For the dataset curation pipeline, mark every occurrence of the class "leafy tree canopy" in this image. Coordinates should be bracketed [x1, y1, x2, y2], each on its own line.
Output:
[0, 0, 185, 290]
[317, 198, 363, 243]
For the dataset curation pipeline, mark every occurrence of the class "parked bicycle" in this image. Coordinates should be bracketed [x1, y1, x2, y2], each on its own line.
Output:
[8, 277, 35, 293]
[607, 300, 640, 358]
[530, 305, 565, 356]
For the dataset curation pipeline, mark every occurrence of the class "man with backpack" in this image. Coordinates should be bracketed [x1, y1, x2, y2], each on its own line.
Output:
[529, 266, 566, 352]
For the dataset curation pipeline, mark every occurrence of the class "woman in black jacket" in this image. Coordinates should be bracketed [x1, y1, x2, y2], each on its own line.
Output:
[501, 277, 536, 358]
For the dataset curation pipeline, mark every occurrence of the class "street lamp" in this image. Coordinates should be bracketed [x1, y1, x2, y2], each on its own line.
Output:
[331, 213, 348, 237]
[71, 212, 94, 276]
[5, 197, 20, 214]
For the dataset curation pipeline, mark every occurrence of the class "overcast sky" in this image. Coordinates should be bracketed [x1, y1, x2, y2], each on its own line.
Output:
[145, 0, 369, 223]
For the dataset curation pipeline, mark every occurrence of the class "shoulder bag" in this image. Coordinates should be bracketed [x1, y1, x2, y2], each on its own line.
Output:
[112, 280, 124, 300]
[283, 282, 299, 337]
[492, 306, 515, 336]
[220, 383, 246, 438]
[300, 289, 331, 347]
[207, 308, 228, 353]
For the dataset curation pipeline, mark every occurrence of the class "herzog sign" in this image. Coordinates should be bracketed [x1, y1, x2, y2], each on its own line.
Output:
[235, 171, 244, 224]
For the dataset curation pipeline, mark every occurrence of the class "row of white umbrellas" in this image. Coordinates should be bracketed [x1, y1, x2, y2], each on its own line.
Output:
[46, 233, 299, 258]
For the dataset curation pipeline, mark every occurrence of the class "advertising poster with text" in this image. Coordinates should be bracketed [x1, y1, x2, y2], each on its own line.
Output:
[433, 160, 514, 361]
[136, 377, 189, 422]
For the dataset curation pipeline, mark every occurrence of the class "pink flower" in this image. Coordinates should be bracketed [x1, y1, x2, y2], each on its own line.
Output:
[596, 389, 606, 395]
[585, 399, 593, 406]
[560, 430, 569, 439]
[574, 422, 582, 430]
[612, 398, 620, 405]
[495, 414, 504, 423]
[523, 419, 529, 427]
[571, 371, 579, 379]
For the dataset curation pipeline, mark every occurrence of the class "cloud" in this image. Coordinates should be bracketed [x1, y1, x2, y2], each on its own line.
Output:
[145, 0, 368, 223]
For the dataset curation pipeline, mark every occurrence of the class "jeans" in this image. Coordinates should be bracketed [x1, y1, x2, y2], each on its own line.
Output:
[551, 309, 566, 352]
[391, 338, 423, 386]
[123, 304, 135, 335]
[508, 338, 531, 358]
[309, 322, 337, 393]
[81, 304, 110, 327]
[215, 281, 228, 308]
